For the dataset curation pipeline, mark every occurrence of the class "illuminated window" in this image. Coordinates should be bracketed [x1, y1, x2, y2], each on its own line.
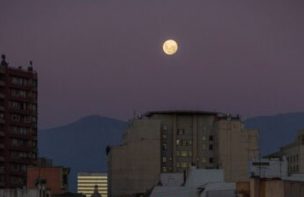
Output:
[181, 162, 188, 168]
[181, 151, 188, 157]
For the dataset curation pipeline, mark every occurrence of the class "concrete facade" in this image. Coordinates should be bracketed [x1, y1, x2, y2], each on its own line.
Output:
[216, 118, 259, 182]
[108, 119, 161, 197]
[108, 111, 259, 197]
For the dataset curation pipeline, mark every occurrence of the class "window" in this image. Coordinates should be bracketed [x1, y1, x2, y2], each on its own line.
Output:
[209, 144, 213, 150]
[209, 157, 214, 163]
[177, 129, 185, 135]
[202, 144, 207, 150]
[162, 157, 167, 163]
[176, 139, 180, 145]
[181, 162, 188, 168]
[162, 144, 167, 151]
[209, 135, 214, 141]
[201, 158, 207, 163]
[181, 151, 188, 157]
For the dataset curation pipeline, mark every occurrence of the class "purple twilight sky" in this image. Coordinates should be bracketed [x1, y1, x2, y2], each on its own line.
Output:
[1, 0, 304, 129]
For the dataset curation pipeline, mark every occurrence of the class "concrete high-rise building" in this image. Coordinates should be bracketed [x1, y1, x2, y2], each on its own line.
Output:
[0, 55, 38, 188]
[77, 173, 108, 197]
[108, 111, 259, 197]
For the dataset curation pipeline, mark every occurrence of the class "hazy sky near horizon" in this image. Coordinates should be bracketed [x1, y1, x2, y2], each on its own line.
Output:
[1, 0, 304, 128]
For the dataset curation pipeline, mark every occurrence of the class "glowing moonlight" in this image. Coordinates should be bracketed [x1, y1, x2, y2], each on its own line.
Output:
[162, 39, 178, 55]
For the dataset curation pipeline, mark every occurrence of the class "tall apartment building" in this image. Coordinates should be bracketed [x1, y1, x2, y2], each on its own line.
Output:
[267, 129, 304, 175]
[0, 55, 38, 188]
[108, 111, 259, 197]
[77, 173, 108, 197]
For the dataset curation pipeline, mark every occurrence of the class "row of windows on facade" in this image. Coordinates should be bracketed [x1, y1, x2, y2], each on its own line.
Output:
[162, 127, 216, 139]
[162, 156, 214, 164]
[161, 142, 213, 151]
[11, 138, 37, 147]
[162, 158, 215, 172]
[288, 164, 299, 173]
[9, 101, 37, 111]
[10, 89, 37, 99]
[287, 154, 299, 163]
[162, 124, 216, 131]
[5, 114, 37, 123]
[10, 151, 36, 160]
[0, 175, 24, 184]
[10, 77, 37, 87]
[0, 163, 27, 173]
[11, 126, 35, 135]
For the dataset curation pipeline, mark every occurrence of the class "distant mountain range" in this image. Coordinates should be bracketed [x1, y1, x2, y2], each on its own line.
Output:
[38, 115, 127, 192]
[38, 112, 304, 192]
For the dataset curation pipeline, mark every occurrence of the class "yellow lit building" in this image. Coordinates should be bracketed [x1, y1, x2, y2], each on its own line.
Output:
[77, 172, 108, 197]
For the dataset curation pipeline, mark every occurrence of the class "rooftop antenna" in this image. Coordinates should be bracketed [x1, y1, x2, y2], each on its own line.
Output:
[28, 60, 33, 71]
[1, 54, 8, 66]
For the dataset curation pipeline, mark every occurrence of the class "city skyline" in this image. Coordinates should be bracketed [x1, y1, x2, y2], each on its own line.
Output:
[1, 0, 304, 128]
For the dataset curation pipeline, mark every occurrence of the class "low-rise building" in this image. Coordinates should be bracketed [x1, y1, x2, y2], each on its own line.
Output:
[150, 167, 236, 197]
[237, 177, 304, 197]
[250, 157, 287, 178]
[26, 160, 69, 195]
[77, 173, 107, 197]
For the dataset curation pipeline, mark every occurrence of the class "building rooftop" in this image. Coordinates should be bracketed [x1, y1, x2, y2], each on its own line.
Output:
[78, 172, 107, 176]
[145, 110, 240, 120]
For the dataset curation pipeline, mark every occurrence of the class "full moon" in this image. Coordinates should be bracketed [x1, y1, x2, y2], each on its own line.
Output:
[162, 39, 178, 55]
